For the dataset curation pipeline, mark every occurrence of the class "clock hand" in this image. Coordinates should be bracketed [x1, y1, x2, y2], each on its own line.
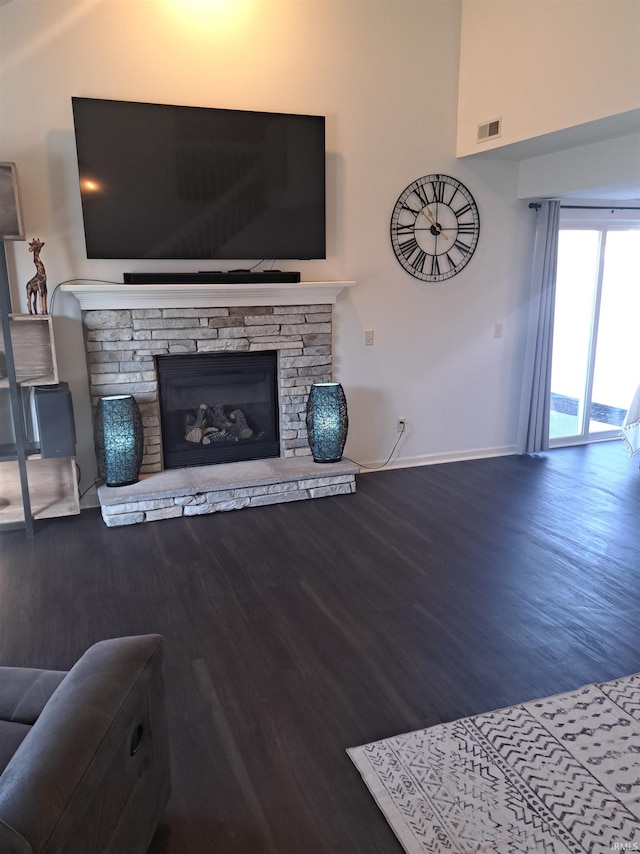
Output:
[425, 208, 449, 240]
[419, 208, 442, 232]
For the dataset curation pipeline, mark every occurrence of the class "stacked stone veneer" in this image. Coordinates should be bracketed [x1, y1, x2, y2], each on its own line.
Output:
[82, 303, 333, 473]
[97, 459, 358, 526]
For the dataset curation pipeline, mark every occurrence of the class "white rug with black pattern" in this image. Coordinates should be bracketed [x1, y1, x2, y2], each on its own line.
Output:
[348, 673, 640, 852]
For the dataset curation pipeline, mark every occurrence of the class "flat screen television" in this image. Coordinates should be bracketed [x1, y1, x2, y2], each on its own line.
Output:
[71, 97, 326, 261]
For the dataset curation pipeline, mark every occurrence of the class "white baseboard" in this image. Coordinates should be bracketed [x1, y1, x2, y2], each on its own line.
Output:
[350, 445, 518, 473]
[80, 445, 518, 506]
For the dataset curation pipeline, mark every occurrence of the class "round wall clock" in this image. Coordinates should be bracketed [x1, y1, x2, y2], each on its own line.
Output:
[390, 174, 480, 282]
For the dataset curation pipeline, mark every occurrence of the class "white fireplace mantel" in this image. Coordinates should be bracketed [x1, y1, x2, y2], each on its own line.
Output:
[60, 280, 355, 310]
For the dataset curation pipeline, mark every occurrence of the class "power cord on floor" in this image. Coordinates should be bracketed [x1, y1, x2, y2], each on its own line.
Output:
[76, 462, 101, 500]
[344, 421, 406, 470]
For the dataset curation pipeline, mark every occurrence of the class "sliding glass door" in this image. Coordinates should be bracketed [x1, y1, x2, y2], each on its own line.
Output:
[549, 210, 640, 445]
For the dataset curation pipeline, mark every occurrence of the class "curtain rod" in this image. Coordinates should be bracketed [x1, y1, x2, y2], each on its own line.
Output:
[528, 202, 640, 211]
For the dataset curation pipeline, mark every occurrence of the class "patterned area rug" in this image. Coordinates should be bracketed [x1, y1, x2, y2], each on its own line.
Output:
[348, 673, 640, 852]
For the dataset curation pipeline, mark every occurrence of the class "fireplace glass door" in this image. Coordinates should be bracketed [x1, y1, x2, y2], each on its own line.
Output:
[157, 351, 279, 469]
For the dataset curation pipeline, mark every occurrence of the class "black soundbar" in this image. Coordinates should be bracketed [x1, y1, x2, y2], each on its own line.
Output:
[123, 271, 301, 285]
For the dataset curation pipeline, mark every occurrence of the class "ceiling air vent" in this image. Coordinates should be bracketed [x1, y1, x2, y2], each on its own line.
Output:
[477, 118, 501, 143]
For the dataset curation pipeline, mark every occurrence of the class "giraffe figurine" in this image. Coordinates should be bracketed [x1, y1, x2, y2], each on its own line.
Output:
[26, 238, 48, 315]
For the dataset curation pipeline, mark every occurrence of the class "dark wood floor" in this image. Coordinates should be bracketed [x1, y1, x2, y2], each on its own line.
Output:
[1, 441, 640, 853]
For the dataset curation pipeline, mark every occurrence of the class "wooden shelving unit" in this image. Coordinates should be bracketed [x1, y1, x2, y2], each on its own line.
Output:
[0, 278, 80, 532]
[0, 314, 58, 388]
[0, 457, 79, 525]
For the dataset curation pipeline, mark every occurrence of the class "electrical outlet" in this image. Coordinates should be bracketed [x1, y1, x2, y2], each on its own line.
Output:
[364, 329, 374, 346]
[397, 418, 406, 432]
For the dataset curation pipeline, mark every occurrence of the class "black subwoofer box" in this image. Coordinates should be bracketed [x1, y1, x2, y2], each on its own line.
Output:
[34, 382, 76, 458]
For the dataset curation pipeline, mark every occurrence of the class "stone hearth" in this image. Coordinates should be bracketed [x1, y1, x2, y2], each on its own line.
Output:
[98, 457, 358, 527]
[62, 281, 356, 526]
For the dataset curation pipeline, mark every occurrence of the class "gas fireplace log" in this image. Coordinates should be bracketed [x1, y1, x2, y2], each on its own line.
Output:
[204, 430, 230, 443]
[185, 404, 207, 443]
[226, 425, 254, 440]
[229, 409, 248, 428]
[200, 427, 216, 446]
[228, 409, 254, 440]
[204, 404, 232, 430]
[183, 404, 254, 443]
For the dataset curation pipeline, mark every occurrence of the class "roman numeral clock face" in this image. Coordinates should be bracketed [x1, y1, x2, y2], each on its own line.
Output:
[390, 175, 480, 282]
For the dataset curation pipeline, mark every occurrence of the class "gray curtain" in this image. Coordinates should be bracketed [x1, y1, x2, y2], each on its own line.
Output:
[516, 199, 561, 454]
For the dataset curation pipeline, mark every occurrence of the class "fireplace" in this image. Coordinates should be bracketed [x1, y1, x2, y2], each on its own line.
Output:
[65, 282, 355, 476]
[62, 281, 358, 526]
[156, 351, 279, 469]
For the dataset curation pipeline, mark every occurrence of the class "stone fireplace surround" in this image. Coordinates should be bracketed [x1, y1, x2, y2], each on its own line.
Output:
[62, 281, 357, 526]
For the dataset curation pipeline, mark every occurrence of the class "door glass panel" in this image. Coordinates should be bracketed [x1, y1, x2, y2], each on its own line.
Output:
[549, 230, 600, 440]
[590, 229, 640, 432]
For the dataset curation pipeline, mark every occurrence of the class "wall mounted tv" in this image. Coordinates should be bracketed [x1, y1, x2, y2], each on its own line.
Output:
[71, 97, 326, 260]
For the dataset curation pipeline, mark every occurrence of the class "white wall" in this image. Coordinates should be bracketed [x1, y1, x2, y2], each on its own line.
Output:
[458, 0, 640, 157]
[0, 0, 533, 503]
